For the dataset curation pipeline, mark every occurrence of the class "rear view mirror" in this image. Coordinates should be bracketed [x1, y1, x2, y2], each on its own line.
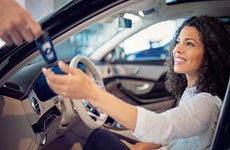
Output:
[118, 17, 132, 28]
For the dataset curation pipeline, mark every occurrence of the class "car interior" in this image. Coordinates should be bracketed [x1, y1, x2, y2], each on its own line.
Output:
[0, 0, 230, 150]
[211, 78, 230, 149]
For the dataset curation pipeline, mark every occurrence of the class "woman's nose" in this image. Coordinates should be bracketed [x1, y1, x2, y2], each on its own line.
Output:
[173, 45, 184, 54]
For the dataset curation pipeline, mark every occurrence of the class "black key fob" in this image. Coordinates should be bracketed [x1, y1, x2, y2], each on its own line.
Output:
[35, 31, 57, 64]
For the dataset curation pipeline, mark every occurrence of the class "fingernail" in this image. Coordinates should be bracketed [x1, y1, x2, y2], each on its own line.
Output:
[42, 67, 47, 73]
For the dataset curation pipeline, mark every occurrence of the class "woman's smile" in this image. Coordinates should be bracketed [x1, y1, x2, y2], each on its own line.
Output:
[174, 56, 187, 65]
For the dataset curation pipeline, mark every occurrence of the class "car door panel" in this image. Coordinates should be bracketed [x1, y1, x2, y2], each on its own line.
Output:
[104, 76, 175, 112]
[95, 60, 176, 112]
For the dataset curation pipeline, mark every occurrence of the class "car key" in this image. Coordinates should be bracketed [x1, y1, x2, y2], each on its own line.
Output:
[35, 31, 57, 64]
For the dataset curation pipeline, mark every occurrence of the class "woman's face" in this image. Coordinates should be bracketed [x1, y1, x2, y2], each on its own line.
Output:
[173, 26, 204, 78]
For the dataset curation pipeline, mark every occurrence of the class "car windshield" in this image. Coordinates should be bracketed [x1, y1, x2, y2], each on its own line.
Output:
[31, 14, 183, 63]
[0, 0, 184, 63]
[56, 17, 123, 58]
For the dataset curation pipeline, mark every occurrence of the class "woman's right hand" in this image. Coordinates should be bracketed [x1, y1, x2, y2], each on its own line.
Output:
[42, 61, 98, 100]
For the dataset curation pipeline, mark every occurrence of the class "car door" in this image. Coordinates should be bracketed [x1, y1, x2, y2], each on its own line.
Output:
[98, 50, 176, 114]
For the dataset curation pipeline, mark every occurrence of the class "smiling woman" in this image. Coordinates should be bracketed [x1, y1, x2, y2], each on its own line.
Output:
[166, 16, 230, 101]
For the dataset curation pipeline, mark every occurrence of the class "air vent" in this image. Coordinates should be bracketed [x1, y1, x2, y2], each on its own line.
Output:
[4, 82, 21, 91]
[30, 97, 41, 115]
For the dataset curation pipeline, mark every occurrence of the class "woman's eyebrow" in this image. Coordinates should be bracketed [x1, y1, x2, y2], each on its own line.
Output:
[177, 37, 200, 43]
[184, 38, 200, 44]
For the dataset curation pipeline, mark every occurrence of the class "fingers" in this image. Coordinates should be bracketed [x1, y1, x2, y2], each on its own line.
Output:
[58, 61, 83, 76]
[1, 34, 13, 46]
[42, 67, 67, 85]
[0, 21, 26, 46]
[42, 63, 88, 98]
[42, 67, 69, 96]
[8, 27, 25, 46]
[22, 10, 42, 41]
[2, 22, 41, 46]
[120, 140, 135, 150]
[17, 23, 35, 43]
[42, 61, 97, 99]
[0, 0, 42, 46]
[58, 61, 71, 74]
[10, 13, 42, 45]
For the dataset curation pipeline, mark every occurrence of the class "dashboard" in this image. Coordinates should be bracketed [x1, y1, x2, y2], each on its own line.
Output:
[0, 60, 87, 148]
[1, 60, 86, 101]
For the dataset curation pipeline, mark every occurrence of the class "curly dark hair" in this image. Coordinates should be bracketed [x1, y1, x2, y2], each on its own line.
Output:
[165, 16, 230, 100]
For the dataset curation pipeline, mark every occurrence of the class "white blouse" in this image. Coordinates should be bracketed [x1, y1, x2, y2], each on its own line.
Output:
[133, 87, 222, 150]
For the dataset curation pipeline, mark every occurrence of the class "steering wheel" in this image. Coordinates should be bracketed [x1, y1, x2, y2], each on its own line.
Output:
[67, 55, 108, 129]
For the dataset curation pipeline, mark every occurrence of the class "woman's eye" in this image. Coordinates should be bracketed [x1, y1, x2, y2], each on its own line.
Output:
[186, 42, 194, 47]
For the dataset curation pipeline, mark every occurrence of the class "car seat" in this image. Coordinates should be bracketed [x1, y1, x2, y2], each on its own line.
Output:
[211, 78, 230, 150]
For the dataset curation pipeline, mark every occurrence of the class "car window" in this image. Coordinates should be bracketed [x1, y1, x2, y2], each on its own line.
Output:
[113, 18, 185, 61]
[54, 17, 186, 62]
[30, 14, 128, 64]
[31, 13, 138, 63]
[31, 15, 186, 64]
[31, 15, 230, 64]
[54, 18, 123, 59]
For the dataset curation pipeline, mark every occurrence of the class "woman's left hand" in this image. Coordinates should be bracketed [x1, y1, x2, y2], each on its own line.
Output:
[121, 140, 162, 150]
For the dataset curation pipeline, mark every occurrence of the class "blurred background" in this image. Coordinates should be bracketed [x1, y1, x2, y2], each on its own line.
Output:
[16, 0, 72, 21]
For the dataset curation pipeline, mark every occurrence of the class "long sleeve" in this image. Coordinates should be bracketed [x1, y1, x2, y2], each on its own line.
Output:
[132, 91, 221, 148]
